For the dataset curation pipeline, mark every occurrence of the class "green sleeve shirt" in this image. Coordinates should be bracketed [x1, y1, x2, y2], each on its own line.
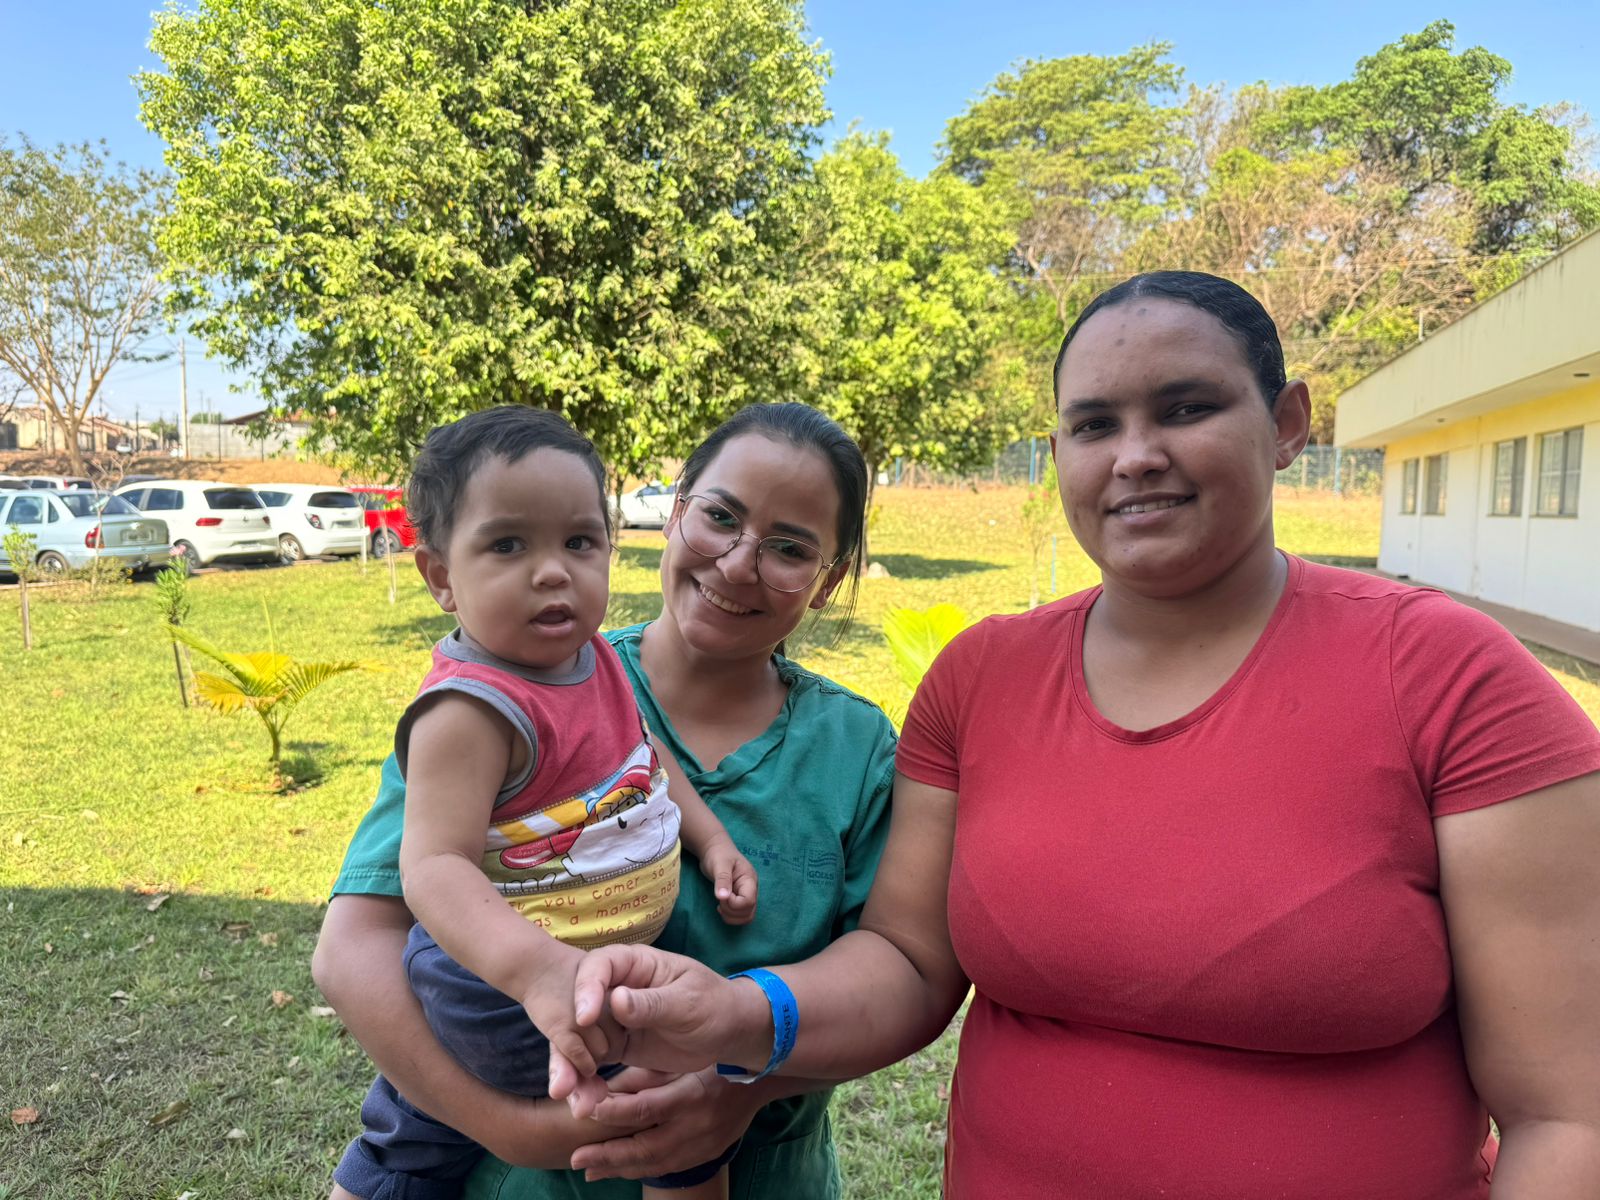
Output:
[330, 624, 898, 1200]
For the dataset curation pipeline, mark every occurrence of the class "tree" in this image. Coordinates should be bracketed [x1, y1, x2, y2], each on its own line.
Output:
[3, 525, 38, 650]
[809, 133, 1022, 554]
[140, 0, 829, 479]
[941, 45, 1188, 338]
[1130, 24, 1600, 439]
[1257, 23, 1600, 254]
[0, 139, 169, 475]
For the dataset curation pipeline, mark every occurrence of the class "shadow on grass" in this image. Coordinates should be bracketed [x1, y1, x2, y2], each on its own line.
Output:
[870, 554, 1000, 580]
[616, 543, 664, 574]
[0, 886, 370, 1199]
[606, 590, 663, 630]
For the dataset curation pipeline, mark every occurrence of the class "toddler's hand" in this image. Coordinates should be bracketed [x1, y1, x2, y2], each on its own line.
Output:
[700, 837, 758, 926]
[522, 949, 626, 1084]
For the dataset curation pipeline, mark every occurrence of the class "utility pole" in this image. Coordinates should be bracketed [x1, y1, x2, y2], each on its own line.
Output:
[179, 338, 190, 460]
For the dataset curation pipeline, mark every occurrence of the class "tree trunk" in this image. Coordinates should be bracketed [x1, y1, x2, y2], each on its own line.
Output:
[18, 577, 31, 650]
[861, 466, 878, 568]
[171, 639, 189, 707]
[58, 408, 87, 476]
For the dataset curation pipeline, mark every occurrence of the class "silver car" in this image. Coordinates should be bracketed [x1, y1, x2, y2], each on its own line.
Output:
[0, 489, 173, 576]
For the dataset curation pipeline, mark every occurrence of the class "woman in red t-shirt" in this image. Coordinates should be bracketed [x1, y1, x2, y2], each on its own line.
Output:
[561, 272, 1600, 1199]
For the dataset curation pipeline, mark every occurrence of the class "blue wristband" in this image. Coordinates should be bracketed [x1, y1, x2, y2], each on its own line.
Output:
[716, 968, 799, 1084]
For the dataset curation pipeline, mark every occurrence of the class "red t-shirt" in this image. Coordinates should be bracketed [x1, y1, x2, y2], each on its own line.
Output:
[897, 556, 1600, 1200]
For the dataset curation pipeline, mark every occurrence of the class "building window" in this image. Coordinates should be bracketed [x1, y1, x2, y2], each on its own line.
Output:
[1423, 453, 1448, 515]
[1489, 438, 1525, 516]
[1535, 427, 1583, 517]
[1400, 458, 1419, 514]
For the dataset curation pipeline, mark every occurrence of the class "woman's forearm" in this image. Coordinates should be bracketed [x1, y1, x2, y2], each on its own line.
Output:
[767, 927, 966, 1079]
[1492, 1120, 1600, 1199]
[313, 894, 632, 1169]
[585, 928, 966, 1085]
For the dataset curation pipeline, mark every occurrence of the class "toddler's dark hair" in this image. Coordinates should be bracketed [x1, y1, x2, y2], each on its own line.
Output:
[407, 405, 610, 551]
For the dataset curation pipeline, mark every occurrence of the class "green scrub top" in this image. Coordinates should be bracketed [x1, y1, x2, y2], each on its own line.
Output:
[330, 624, 898, 1200]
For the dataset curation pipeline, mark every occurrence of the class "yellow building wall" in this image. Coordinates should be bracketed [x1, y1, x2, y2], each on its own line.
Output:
[1379, 381, 1600, 630]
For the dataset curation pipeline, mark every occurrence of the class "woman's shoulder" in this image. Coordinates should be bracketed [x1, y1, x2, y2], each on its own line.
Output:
[943, 587, 1098, 662]
[775, 654, 897, 737]
[1288, 557, 1510, 644]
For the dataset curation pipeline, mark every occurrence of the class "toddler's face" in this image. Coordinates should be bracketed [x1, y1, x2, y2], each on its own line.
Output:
[418, 448, 611, 671]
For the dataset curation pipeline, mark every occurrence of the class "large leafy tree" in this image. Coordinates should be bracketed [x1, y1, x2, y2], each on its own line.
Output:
[1126, 24, 1600, 438]
[139, 0, 828, 478]
[1257, 21, 1600, 260]
[810, 133, 1021, 542]
[0, 139, 169, 474]
[941, 45, 1188, 337]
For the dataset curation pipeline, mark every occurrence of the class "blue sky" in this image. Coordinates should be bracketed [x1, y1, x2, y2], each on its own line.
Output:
[2, 1, 1596, 422]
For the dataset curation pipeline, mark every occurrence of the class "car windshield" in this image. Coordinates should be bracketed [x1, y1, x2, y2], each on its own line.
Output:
[256, 491, 291, 507]
[310, 491, 359, 508]
[59, 493, 140, 517]
[203, 488, 266, 509]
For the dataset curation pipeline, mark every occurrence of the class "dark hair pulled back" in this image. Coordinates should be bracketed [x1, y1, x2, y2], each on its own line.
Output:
[407, 405, 610, 551]
[677, 403, 868, 638]
[1053, 271, 1287, 406]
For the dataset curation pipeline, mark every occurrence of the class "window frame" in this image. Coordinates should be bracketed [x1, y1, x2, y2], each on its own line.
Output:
[1489, 438, 1526, 517]
[1534, 427, 1583, 518]
[1423, 453, 1448, 516]
[1400, 458, 1420, 514]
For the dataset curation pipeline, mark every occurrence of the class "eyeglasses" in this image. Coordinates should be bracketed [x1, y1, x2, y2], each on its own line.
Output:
[672, 494, 838, 593]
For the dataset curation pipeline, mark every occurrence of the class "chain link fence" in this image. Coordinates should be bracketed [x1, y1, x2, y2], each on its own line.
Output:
[882, 439, 1383, 495]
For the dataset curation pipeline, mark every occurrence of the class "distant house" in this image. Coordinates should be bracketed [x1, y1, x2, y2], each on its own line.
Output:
[0, 405, 144, 454]
[1334, 228, 1599, 632]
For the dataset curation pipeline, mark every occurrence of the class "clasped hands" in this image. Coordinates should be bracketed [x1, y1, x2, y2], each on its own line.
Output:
[538, 943, 774, 1180]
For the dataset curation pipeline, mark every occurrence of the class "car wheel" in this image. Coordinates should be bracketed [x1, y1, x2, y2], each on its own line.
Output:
[371, 528, 402, 558]
[175, 541, 202, 572]
[35, 551, 69, 575]
[279, 534, 305, 564]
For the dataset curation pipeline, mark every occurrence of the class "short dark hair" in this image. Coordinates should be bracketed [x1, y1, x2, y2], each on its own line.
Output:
[678, 403, 868, 634]
[407, 406, 610, 551]
[1053, 271, 1287, 406]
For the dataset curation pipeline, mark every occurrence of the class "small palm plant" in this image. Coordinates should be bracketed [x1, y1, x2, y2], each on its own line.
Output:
[168, 614, 373, 786]
[878, 603, 974, 725]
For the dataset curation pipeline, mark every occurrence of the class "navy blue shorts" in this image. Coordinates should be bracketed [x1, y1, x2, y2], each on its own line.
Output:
[333, 924, 738, 1198]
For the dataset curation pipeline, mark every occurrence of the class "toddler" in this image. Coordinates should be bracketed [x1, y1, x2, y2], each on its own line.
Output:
[332, 406, 756, 1200]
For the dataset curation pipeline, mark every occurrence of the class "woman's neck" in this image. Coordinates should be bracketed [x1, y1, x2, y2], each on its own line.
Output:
[1094, 534, 1287, 652]
[637, 613, 785, 725]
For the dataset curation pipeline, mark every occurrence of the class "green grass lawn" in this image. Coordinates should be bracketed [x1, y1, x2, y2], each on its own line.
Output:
[2, 486, 1594, 1198]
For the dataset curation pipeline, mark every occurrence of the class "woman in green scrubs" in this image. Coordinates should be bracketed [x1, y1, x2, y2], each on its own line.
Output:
[314, 403, 896, 1200]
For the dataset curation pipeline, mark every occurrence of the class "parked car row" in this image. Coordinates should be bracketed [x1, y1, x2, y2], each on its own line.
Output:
[0, 473, 95, 490]
[0, 480, 418, 578]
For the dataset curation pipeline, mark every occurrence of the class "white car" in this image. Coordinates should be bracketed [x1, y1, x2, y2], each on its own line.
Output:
[252, 483, 368, 562]
[16, 474, 94, 490]
[0, 489, 172, 576]
[613, 482, 677, 529]
[113, 479, 277, 570]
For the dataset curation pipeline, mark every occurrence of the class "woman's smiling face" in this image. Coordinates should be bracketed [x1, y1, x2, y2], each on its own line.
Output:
[1051, 297, 1309, 599]
[658, 432, 845, 659]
